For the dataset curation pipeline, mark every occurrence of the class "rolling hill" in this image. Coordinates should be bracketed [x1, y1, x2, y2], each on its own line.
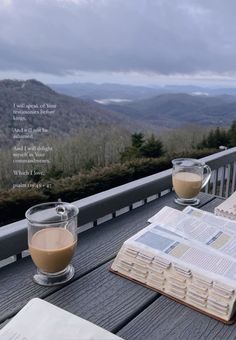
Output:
[105, 93, 236, 128]
[1, 80, 236, 148]
[48, 82, 236, 128]
[0, 79, 133, 146]
[49, 82, 236, 101]
[49, 82, 160, 101]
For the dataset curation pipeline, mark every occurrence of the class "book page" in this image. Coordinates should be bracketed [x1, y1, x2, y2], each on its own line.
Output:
[132, 225, 236, 284]
[112, 205, 236, 322]
[0, 298, 122, 340]
[183, 206, 236, 234]
[148, 206, 236, 258]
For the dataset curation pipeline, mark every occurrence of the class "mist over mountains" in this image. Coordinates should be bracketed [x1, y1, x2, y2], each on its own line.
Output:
[0, 79, 131, 146]
[106, 93, 236, 128]
[0, 79, 236, 148]
[49, 82, 236, 128]
[49, 83, 159, 101]
[50, 82, 236, 100]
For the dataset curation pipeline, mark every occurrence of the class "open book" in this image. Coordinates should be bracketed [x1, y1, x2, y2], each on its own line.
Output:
[0, 298, 122, 340]
[111, 206, 236, 323]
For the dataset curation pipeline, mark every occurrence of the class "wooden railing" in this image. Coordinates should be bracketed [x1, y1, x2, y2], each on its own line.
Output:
[204, 150, 236, 198]
[0, 147, 235, 266]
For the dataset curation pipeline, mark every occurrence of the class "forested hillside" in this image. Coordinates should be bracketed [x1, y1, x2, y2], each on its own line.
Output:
[0, 79, 131, 146]
[106, 93, 236, 128]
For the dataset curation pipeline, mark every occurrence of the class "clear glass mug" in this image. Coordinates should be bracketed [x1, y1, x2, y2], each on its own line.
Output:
[172, 158, 211, 206]
[26, 202, 79, 286]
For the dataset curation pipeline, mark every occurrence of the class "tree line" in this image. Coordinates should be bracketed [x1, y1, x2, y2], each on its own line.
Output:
[0, 121, 235, 191]
[197, 120, 236, 149]
[120, 120, 236, 162]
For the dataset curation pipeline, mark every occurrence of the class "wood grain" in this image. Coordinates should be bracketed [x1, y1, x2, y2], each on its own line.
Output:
[118, 296, 236, 340]
[0, 192, 215, 326]
[45, 261, 159, 333]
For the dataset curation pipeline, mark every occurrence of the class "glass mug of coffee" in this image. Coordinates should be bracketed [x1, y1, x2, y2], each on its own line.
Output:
[172, 158, 211, 206]
[26, 202, 78, 286]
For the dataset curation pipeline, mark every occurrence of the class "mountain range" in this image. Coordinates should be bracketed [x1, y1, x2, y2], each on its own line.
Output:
[0, 79, 131, 146]
[49, 81, 236, 128]
[49, 82, 236, 100]
[49, 82, 159, 101]
[105, 93, 236, 128]
[0, 80, 236, 148]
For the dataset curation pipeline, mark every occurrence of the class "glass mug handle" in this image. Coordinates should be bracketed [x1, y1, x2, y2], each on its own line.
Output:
[201, 164, 211, 189]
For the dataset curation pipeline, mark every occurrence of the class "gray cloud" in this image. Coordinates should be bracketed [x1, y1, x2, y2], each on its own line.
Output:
[0, 0, 236, 76]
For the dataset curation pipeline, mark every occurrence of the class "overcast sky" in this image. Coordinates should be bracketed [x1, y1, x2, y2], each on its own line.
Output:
[0, 0, 236, 86]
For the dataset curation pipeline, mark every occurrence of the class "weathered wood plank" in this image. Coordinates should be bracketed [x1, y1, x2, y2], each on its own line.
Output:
[45, 261, 159, 333]
[200, 197, 223, 212]
[0, 192, 214, 324]
[117, 296, 236, 340]
[0, 261, 159, 333]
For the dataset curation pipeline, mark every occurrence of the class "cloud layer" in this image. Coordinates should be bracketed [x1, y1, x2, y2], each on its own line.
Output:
[0, 0, 236, 77]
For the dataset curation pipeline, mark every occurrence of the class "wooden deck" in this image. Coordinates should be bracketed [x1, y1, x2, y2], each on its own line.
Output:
[1, 191, 236, 339]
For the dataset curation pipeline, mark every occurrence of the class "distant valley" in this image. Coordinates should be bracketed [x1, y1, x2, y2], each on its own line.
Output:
[0, 80, 235, 149]
[49, 82, 236, 100]
[105, 93, 236, 128]
[49, 82, 236, 128]
[0, 79, 134, 146]
[49, 82, 159, 101]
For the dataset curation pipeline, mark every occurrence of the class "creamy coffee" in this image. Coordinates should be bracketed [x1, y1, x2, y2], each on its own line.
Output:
[29, 228, 76, 273]
[173, 171, 202, 199]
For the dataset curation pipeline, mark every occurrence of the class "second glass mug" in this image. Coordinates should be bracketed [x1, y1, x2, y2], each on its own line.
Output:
[172, 158, 211, 206]
[26, 202, 79, 286]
